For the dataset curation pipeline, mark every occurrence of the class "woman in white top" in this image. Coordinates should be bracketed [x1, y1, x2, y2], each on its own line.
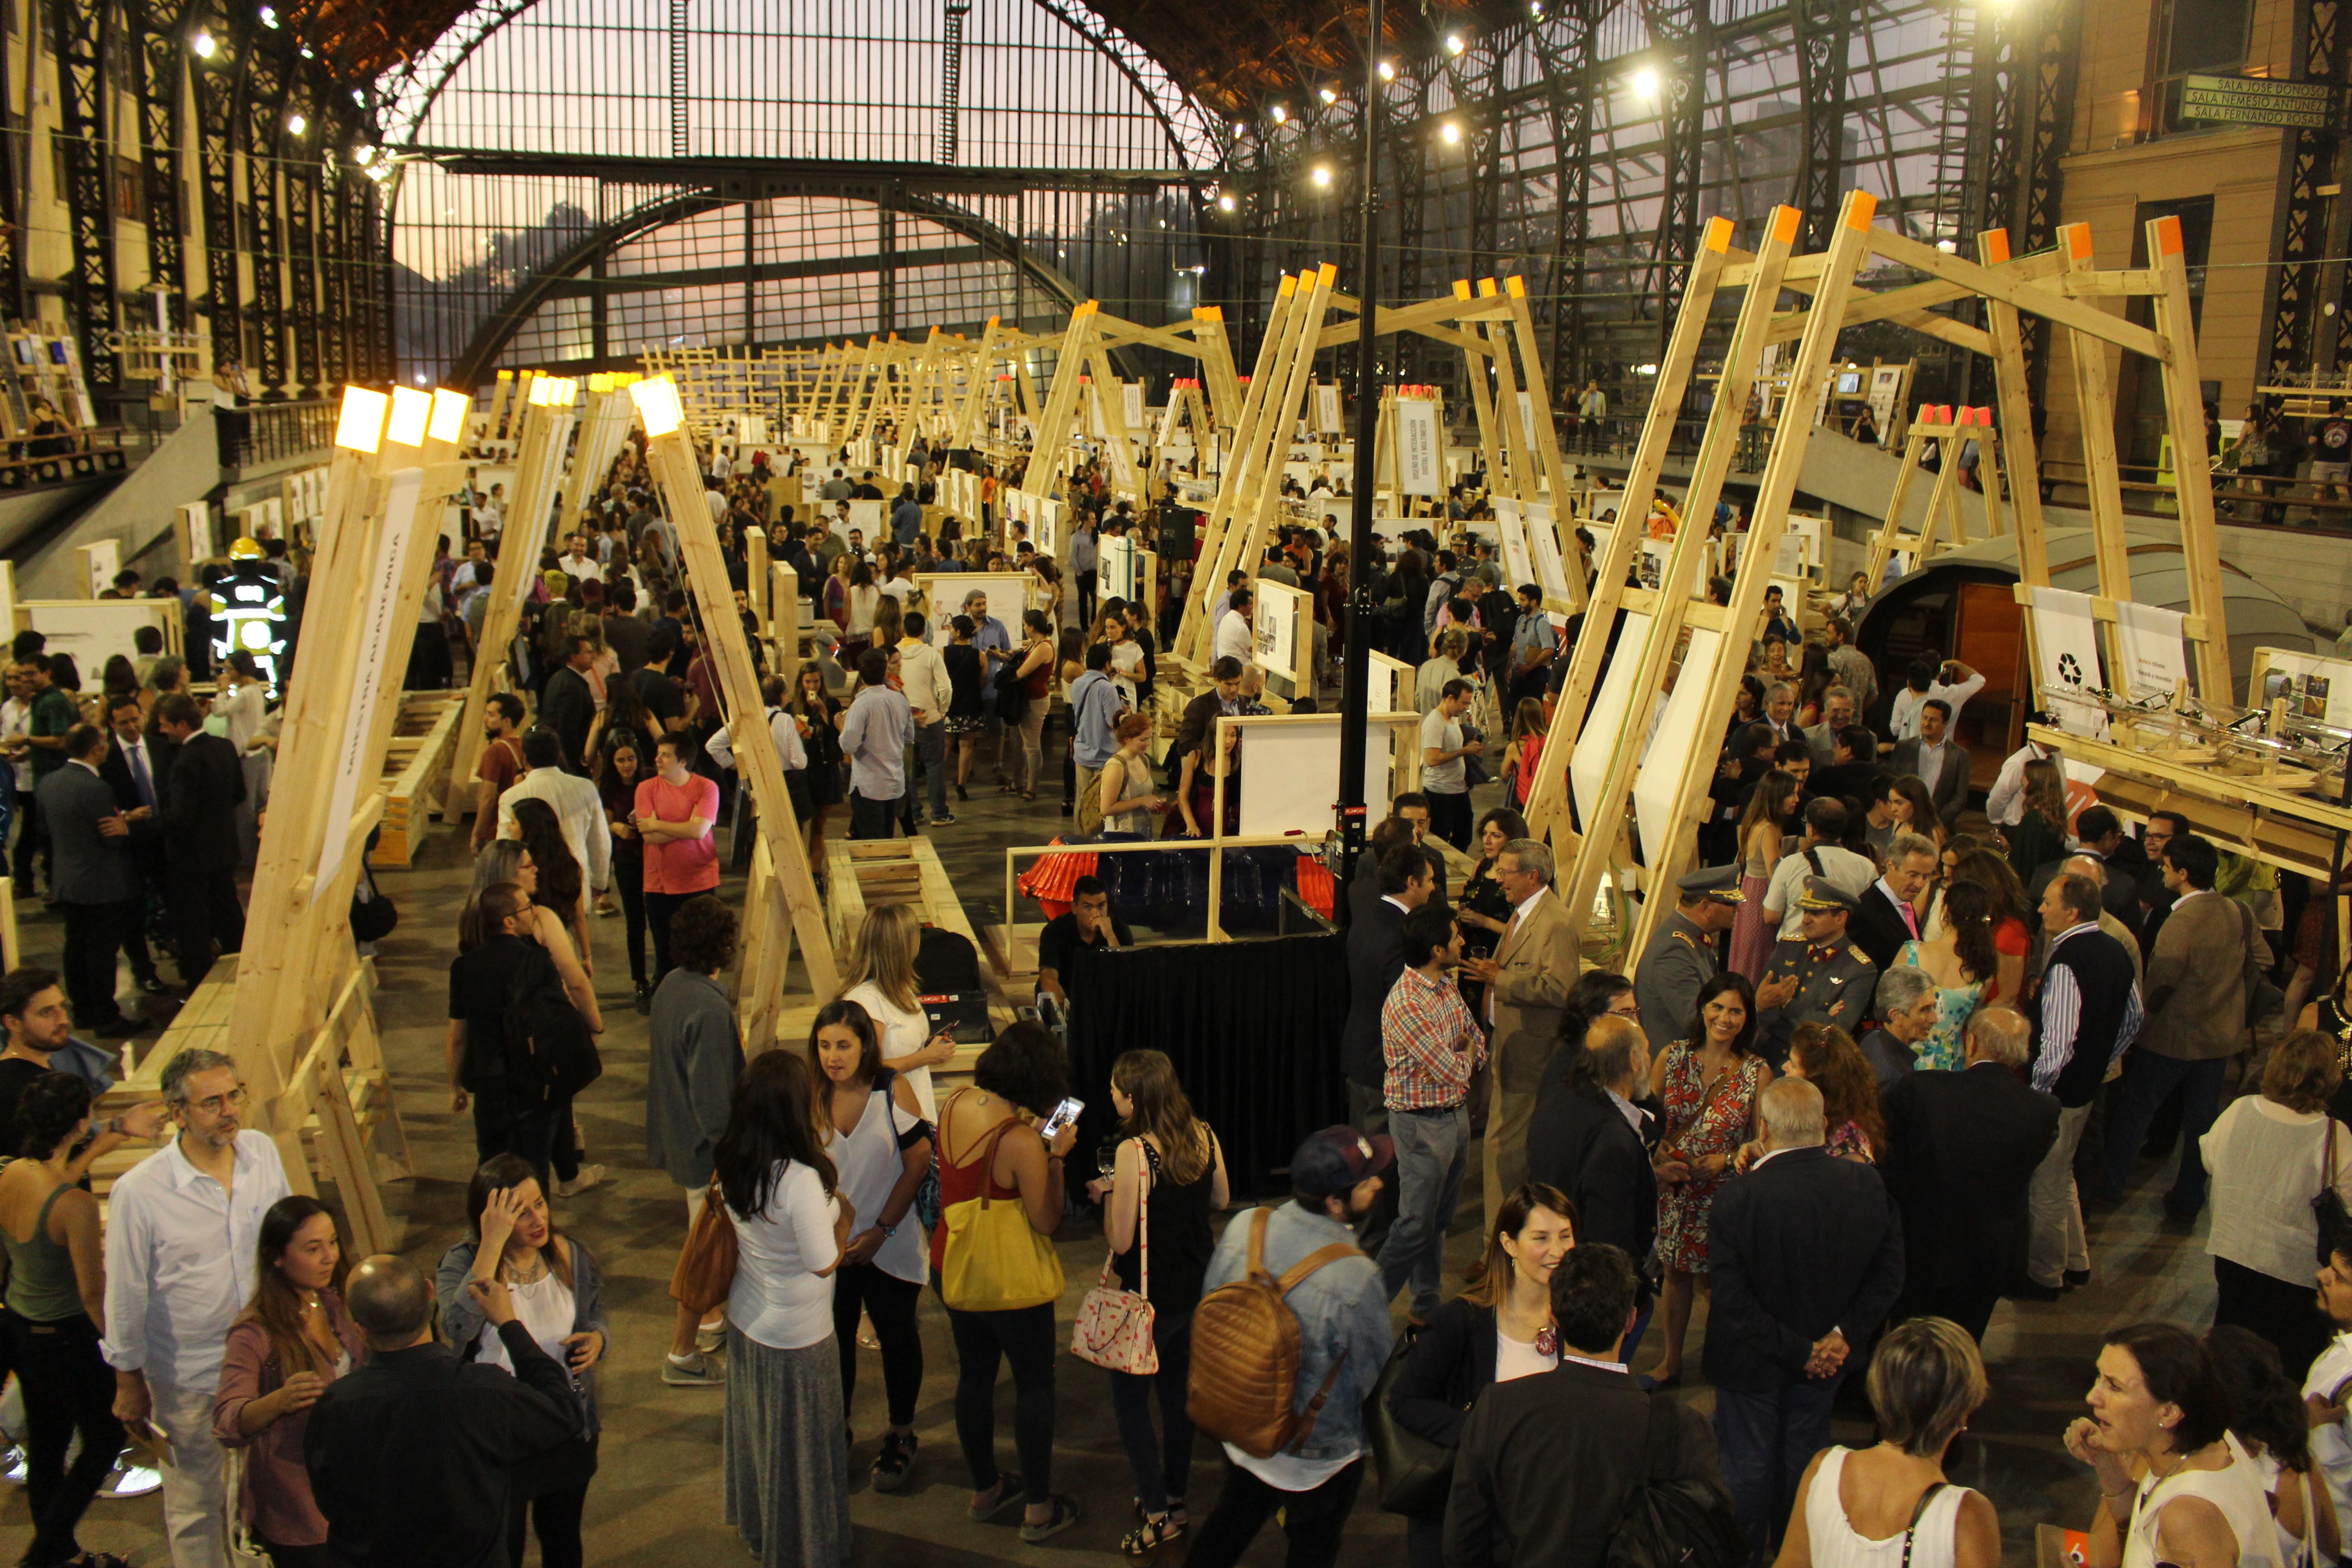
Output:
[217, 649, 274, 865]
[435, 1156, 608, 1568]
[2065, 1322, 2283, 1568]
[717, 1050, 855, 1568]
[844, 562, 882, 655]
[838, 904, 956, 1120]
[2202, 1324, 2341, 1568]
[810, 999, 933, 1495]
[2202, 1030, 2352, 1377]
[1775, 1317, 1998, 1568]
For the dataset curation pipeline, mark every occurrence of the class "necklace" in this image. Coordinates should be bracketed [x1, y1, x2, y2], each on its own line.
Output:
[502, 1251, 549, 1286]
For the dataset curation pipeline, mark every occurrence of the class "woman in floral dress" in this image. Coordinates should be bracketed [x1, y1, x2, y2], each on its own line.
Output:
[1649, 972, 1772, 1387]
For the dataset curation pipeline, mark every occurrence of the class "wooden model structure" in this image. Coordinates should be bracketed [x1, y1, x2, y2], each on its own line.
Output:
[99, 385, 476, 1256]
[1517, 198, 2232, 965]
[1859, 407, 2011, 593]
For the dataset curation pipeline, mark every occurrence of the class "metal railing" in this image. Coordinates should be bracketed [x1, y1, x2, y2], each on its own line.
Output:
[215, 399, 336, 470]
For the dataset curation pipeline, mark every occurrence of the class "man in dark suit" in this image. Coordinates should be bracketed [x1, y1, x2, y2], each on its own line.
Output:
[98, 689, 175, 997]
[539, 633, 598, 775]
[1861, 965, 1936, 1098]
[1342, 843, 1432, 1258]
[36, 725, 142, 1036]
[1888, 697, 1971, 827]
[1705, 1077, 1906, 1565]
[1883, 1006, 2059, 1339]
[2026, 804, 2142, 938]
[1447, 1244, 1723, 1568]
[1528, 1013, 1661, 1368]
[1849, 832, 1938, 971]
[152, 692, 247, 987]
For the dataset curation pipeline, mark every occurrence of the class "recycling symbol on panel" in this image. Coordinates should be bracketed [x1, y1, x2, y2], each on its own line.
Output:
[2057, 652, 2084, 686]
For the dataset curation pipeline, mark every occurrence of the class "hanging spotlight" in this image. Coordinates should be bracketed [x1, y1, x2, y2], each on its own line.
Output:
[1319, 86, 1338, 103]
[1439, 119, 1462, 145]
[1377, 59, 1395, 81]
[353, 145, 376, 166]
[1446, 32, 1466, 54]
[298, 44, 312, 56]
[257, 5, 277, 25]
[1631, 66, 1661, 99]
[1310, 164, 1333, 188]
[1217, 193, 1237, 212]
[190, 29, 216, 57]
[286, 113, 306, 135]
[1269, 103, 1289, 123]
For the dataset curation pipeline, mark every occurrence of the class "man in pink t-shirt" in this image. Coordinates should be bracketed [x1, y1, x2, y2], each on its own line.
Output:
[634, 733, 720, 981]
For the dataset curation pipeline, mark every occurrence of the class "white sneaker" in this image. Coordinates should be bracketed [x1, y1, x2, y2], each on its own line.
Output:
[102, 1455, 162, 1498]
[553, 1165, 606, 1198]
[0, 1445, 22, 1485]
[696, 1322, 725, 1355]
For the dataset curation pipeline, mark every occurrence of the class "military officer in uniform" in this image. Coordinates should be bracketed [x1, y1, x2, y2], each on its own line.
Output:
[1754, 875, 1880, 1067]
[1633, 865, 1744, 1052]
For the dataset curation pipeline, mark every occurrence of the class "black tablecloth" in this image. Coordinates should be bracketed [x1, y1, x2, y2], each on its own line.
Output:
[1065, 932, 1349, 1197]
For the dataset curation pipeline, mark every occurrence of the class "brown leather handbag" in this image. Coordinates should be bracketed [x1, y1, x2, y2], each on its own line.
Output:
[668, 1178, 737, 1315]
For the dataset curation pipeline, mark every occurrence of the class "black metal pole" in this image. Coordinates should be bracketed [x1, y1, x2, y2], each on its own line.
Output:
[1336, 0, 1383, 907]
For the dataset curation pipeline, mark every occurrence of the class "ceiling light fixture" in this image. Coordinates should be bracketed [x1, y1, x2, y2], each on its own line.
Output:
[1446, 32, 1465, 54]
[1217, 193, 1236, 212]
[190, 29, 216, 56]
[1377, 59, 1395, 81]
[1269, 103, 1288, 123]
[286, 113, 306, 134]
[257, 5, 277, 26]
[1311, 164, 1333, 187]
[1440, 120, 1462, 144]
[1318, 86, 1338, 103]
[1631, 66, 1660, 99]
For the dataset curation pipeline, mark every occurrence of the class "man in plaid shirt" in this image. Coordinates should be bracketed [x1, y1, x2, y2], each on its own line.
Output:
[1376, 904, 1489, 1321]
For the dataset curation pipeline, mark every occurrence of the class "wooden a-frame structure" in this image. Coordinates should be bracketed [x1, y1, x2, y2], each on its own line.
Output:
[1860, 406, 2011, 593]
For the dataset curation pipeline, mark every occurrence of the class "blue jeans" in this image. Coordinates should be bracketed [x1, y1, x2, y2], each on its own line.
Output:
[1377, 1104, 1470, 1318]
[1715, 1377, 1843, 1567]
[2100, 1050, 2227, 1213]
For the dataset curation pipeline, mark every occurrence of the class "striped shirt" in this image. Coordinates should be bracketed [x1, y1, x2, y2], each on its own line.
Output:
[1382, 966, 1487, 1112]
[2033, 921, 2144, 1097]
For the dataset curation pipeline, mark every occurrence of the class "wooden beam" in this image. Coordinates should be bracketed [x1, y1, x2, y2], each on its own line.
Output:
[2144, 212, 2238, 702]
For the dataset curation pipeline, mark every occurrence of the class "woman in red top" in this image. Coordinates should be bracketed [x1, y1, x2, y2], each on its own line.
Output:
[632, 733, 720, 982]
[931, 1024, 1078, 1543]
[1947, 846, 2033, 1005]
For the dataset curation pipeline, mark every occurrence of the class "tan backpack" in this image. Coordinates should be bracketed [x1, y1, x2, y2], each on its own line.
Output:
[1186, 1206, 1362, 1459]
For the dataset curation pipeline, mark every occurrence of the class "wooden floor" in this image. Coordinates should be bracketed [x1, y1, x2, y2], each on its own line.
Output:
[0, 755, 2197, 1566]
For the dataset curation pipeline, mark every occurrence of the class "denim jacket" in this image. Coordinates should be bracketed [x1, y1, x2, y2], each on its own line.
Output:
[1200, 1201, 1393, 1463]
[435, 1238, 607, 1437]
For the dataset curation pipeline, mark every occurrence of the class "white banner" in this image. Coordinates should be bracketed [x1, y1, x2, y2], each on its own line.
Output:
[1493, 496, 1536, 587]
[318, 466, 426, 897]
[1525, 501, 1570, 598]
[2029, 587, 2110, 739]
[1315, 383, 1343, 435]
[1396, 400, 1441, 496]
[2113, 599, 2190, 704]
[1517, 390, 1536, 452]
[1122, 381, 1145, 433]
[1634, 627, 1725, 868]
[1570, 612, 1651, 827]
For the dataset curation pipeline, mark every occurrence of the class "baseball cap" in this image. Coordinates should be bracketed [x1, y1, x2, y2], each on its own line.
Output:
[1291, 1126, 1395, 1200]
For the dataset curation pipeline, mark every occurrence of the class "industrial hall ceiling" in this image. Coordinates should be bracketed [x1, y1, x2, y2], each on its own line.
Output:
[299, 0, 1515, 118]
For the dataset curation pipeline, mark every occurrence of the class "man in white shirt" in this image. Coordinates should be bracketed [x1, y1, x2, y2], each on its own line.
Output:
[1760, 799, 1877, 940]
[1984, 735, 2059, 828]
[897, 613, 958, 827]
[703, 483, 727, 525]
[475, 484, 504, 545]
[709, 446, 733, 482]
[1215, 586, 1255, 666]
[104, 1047, 293, 1568]
[2308, 1245, 2352, 1528]
[1887, 657, 1984, 741]
[498, 737, 613, 906]
[556, 532, 598, 582]
[1418, 679, 1482, 851]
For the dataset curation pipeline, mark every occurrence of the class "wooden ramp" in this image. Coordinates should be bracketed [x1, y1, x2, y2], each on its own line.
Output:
[371, 691, 468, 867]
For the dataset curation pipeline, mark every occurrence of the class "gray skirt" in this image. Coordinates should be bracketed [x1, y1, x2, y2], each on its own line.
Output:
[724, 1328, 851, 1566]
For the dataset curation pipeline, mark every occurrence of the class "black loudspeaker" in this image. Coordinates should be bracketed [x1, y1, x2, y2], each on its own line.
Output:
[1161, 504, 1200, 562]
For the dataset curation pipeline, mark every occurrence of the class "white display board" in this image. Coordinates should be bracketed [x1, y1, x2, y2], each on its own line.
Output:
[1252, 578, 1313, 689]
[1231, 715, 1393, 839]
[1632, 627, 1725, 867]
[318, 467, 427, 895]
[1315, 384, 1343, 434]
[1368, 651, 1413, 715]
[845, 499, 885, 539]
[917, 571, 1031, 647]
[1524, 501, 1571, 599]
[2257, 647, 2352, 728]
[24, 599, 179, 682]
[1099, 535, 1145, 605]
[2113, 600, 2190, 703]
[1396, 399, 1442, 496]
[1569, 610, 1652, 825]
[1492, 497, 1537, 589]
[78, 539, 119, 599]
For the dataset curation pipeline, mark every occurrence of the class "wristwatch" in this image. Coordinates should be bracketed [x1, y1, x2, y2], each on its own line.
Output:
[878, 1221, 897, 1239]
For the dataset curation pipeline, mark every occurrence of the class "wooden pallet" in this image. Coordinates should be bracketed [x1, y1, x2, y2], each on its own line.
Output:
[371, 692, 468, 867]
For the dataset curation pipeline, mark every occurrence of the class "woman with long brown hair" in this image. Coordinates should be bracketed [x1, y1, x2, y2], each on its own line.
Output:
[214, 1195, 364, 1567]
[1386, 1184, 1577, 1568]
[716, 1049, 854, 1567]
[508, 796, 590, 973]
[1784, 1023, 1888, 1163]
[1947, 846, 2033, 1004]
[436, 1155, 609, 1568]
[1084, 1049, 1229, 1556]
[2006, 757, 2070, 884]
[808, 999, 932, 1494]
[1729, 769, 1799, 982]
[1895, 879, 1998, 1072]
[1884, 774, 1946, 855]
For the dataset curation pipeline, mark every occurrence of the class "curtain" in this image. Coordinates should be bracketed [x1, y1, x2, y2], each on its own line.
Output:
[1066, 933, 1349, 1198]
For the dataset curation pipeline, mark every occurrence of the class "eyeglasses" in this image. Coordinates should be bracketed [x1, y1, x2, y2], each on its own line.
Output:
[1607, 1000, 1641, 1020]
[188, 1087, 249, 1117]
